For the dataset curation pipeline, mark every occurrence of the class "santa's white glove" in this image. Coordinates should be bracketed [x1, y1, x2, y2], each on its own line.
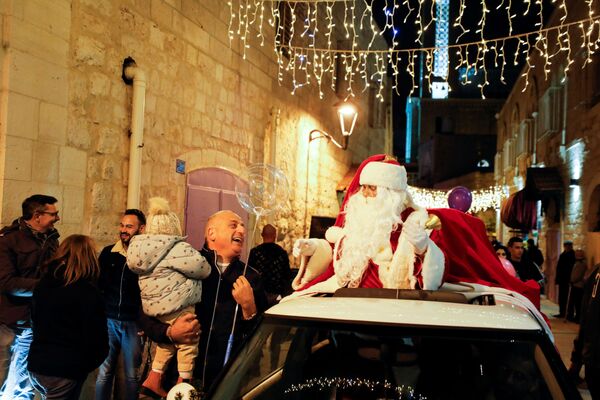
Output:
[293, 239, 318, 258]
[403, 216, 429, 254]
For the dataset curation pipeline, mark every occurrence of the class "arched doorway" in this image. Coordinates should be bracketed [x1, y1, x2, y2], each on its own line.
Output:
[184, 168, 249, 259]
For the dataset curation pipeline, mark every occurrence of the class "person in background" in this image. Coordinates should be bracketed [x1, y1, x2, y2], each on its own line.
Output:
[567, 249, 587, 323]
[95, 209, 146, 400]
[526, 238, 544, 269]
[494, 244, 508, 259]
[555, 241, 576, 318]
[569, 264, 600, 398]
[494, 244, 517, 278]
[507, 237, 542, 284]
[0, 194, 60, 400]
[128, 197, 211, 397]
[27, 235, 108, 400]
[248, 224, 291, 306]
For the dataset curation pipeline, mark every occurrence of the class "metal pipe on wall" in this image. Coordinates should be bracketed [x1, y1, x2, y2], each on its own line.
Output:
[122, 57, 146, 209]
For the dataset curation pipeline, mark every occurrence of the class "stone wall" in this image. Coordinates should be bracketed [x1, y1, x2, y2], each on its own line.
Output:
[0, 0, 391, 251]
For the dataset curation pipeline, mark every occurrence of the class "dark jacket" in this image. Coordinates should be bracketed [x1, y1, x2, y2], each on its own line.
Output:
[0, 218, 59, 328]
[248, 242, 291, 297]
[98, 243, 141, 321]
[571, 266, 600, 368]
[556, 249, 576, 285]
[28, 261, 108, 379]
[138, 245, 268, 391]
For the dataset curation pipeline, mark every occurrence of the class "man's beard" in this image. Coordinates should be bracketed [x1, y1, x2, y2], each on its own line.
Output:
[120, 229, 141, 246]
[336, 188, 406, 287]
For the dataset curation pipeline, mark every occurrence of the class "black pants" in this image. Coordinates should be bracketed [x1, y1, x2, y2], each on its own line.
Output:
[558, 283, 569, 317]
[585, 365, 600, 399]
[567, 286, 583, 322]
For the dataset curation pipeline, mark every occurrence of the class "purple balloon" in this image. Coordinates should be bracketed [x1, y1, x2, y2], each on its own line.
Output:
[447, 186, 472, 212]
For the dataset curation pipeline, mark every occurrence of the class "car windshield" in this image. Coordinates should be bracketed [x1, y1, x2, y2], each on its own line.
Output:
[209, 316, 569, 400]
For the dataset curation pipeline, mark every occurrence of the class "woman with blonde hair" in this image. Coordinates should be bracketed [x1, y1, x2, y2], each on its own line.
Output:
[27, 234, 108, 400]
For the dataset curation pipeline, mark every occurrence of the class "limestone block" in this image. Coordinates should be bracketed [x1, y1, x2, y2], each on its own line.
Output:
[62, 185, 85, 224]
[149, 25, 165, 50]
[39, 102, 67, 145]
[32, 142, 58, 183]
[1, 180, 33, 223]
[87, 156, 102, 179]
[67, 116, 91, 150]
[10, 50, 68, 106]
[182, 126, 193, 147]
[145, 93, 157, 114]
[80, 0, 112, 17]
[5, 136, 32, 181]
[113, 104, 128, 127]
[151, 162, 170, 187]
[89, 214, 118, 244]
[97, 127, 119, 154]
[24, 0, 70, 40]
[89, 72, 111, 96]
[194, 93, 205, 112]
[85, 98, 113, 125]
[74, 36, 105, 67]
[81, 10, 108, 35]
[102, 157, 121, 180]
[12, 18, 69, 67]
[59, 146, 86, 187]
[7, 92, 39, 140]
[180, 14, 209, 51]
[91, 181, 113, 212]
[151, 0, 173, 30]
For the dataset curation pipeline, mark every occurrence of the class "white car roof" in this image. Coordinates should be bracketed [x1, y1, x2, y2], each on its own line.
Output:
[267, 296, 543, 331]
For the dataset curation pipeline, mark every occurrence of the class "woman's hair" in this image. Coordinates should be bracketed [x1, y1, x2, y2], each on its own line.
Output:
[49, 234, 100, 285]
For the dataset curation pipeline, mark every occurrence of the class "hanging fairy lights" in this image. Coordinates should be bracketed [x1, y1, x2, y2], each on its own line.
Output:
[408, 185, 506, 213]
[227, 0, 600, 99]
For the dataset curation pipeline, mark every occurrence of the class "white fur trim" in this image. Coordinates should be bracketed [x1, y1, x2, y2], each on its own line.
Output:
[291, 239, 332, 290]
[325, 226, 344, 244]
[360, 162, 407, 191]
[386, 228, 445, 289]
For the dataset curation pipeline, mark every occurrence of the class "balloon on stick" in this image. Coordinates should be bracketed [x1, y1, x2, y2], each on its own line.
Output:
[225, 163, 289, 366]
[447, 186, 472, 213]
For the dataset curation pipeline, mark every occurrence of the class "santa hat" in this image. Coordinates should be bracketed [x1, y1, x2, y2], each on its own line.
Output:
[332, 154, 404, 230]
[146, 197, 182, 236]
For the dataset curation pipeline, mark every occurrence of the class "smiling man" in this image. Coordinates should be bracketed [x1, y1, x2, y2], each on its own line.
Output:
[96, 209, 146, 400]
[0, 194, 60, 400]
[138, 210, 267, 393]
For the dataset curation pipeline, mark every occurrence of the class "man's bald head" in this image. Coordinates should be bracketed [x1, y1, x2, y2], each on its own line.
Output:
[261, 224, 276, 243]
[205, 210, 245, 262]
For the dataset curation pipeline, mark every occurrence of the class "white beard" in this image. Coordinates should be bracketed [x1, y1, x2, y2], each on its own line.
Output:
[336, 187, 408, 287]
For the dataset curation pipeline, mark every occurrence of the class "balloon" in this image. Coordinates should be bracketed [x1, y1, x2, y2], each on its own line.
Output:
[500, 257, 518, 278]
[235, 163, 289, 217]
[447, 186, 472, 212]
[167, 383, 197, 400]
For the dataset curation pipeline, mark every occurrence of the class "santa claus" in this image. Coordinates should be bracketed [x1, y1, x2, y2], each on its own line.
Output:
[291, 154, 541, 309]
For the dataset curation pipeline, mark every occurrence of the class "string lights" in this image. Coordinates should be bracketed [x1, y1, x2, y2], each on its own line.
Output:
[227, 0, 600, 99]
[408, 185, 506, 213]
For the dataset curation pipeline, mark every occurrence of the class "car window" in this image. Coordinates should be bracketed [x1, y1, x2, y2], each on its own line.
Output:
[210, 319, 563, 400]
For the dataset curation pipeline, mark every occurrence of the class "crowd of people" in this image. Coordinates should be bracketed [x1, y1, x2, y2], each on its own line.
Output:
[0, 154, 597, 399]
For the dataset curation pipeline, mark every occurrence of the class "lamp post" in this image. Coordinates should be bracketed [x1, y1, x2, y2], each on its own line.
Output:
[304, 100, 359, 236]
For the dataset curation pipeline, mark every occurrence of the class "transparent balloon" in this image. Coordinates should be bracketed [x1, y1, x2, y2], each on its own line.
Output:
[235, 163, 290, 217]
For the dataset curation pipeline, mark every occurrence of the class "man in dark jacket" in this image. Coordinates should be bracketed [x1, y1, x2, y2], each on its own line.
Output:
[0, 194, 60, 400]
[569, 264, 600, 398]
[95, 209, 146, 400]
[555, 241, 576, 318]
[138, 210, 267, 394]
[248, 224, 291, 306]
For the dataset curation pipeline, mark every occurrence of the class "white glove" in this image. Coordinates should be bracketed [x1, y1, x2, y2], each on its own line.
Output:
[403, 215, 429, 254]
[293, 239, 318, 258]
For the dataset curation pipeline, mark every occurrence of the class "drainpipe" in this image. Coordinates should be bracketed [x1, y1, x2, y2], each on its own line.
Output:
[122, 57, 146, 209]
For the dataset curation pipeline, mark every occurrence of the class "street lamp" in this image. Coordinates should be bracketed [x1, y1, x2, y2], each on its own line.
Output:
[309, 100, 358, 150]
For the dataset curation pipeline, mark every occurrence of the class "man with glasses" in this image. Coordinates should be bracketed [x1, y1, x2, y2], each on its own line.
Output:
[0, 194, 60, 400]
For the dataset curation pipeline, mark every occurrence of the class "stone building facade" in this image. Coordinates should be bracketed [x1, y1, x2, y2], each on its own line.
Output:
[495, 0, 600, 299]
[0, 0, 392, 254]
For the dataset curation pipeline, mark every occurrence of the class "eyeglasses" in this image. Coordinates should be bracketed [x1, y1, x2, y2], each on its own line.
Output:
[38, 211, 59, 217]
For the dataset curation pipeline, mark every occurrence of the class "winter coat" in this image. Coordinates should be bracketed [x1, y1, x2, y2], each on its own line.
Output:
[0, 218, 59, 328]
[571, 266, 600, 369]
[98, 242, 142, 321]
[127, 234, 210, 317]
[28, 260, 108, 379]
